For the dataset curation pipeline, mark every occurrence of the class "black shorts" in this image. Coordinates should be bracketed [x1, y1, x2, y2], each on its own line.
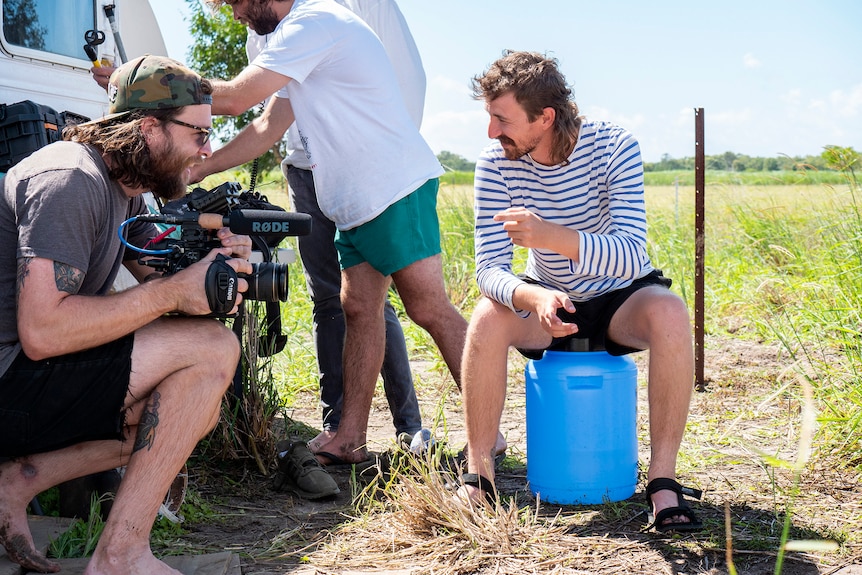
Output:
[517, 270, 673, 359]
[0, 334, 134, 457]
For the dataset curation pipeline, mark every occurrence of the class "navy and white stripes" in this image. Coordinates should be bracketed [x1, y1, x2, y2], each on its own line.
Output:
[473, 120, 653, 316]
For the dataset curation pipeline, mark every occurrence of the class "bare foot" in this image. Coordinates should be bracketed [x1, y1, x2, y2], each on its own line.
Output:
[455, 473, 497, 509]
[650, 488, 691, 527]
[309, 434, 369, 466]
[85, 547, 182, 575]
[455, 484, 486, 507]
[461, 432, 508, 461]
[494, 432, 508, 456]
[0, 511, 60, 573]
[307, 429, 335, 453]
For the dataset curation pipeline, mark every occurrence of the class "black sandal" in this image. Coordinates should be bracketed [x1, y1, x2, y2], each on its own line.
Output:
[462, 473, 497, 506]
[645, 478, 703, 533]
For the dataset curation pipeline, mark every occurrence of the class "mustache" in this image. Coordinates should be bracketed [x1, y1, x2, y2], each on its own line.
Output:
[498, 136, 516, 146]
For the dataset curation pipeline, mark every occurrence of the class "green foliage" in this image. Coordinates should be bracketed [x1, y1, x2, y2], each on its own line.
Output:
[47, 486, 216, 560]
[2, 0, 46, 49]
[184, 0, 285, 173]
[48, 494, 106, 559]
[645, 174, 862, 469]
[201, 299, 294, 471]
[643, 169, 848, 187]
[204, 153, 862, 480]
[437, 150, 476, 172]
[645, 150, 841, 173]
[821, 145, 860, 187]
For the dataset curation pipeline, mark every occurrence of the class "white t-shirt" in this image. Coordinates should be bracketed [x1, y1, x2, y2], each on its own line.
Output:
[247, 0, 426, 171]
[252, 0, 441, 230]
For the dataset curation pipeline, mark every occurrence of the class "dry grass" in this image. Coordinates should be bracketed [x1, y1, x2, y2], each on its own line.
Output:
[304, 458, 669, 575]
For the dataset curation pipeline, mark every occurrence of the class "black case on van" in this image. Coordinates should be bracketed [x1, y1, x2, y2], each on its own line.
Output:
[0, 100, 89, 173]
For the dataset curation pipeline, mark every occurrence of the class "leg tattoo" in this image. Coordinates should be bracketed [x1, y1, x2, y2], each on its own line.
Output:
[133, 391, 161, 453]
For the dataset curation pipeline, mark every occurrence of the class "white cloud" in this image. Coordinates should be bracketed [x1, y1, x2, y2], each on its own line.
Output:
[581, 104, 646, 133]
[781, 88, 803, 108]
[425, 73, 475, 112]
[743, 53, 761, 69]
[828, 83, 862, 118]
[421, 108, 491, 161]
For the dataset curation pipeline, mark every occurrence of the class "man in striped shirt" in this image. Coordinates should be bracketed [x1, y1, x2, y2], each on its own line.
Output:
[459, 51, 701, 532]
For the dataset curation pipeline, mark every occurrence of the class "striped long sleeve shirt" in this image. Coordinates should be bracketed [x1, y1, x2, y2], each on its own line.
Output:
[473, 120, 654, 317]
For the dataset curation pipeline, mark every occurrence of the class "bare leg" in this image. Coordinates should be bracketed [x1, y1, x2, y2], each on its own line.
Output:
[458, 298, 549, 504]
[392, 254, 467, 388]
[608, 286, 694, 525]
[313, 262, 390, 464]
[313, 254, 470, 464]
[0, 318, 237, 575]
[0, 443, 129, 573]
[84, 318, 236, 575]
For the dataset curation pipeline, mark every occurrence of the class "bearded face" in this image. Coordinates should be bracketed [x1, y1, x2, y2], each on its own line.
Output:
[142, 134, 197, 201]
[245, 0, 281, 35]
[498, 133, 543, 161]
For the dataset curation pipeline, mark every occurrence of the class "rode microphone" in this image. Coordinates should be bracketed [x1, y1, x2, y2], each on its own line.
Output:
[137, 209, 312, 237]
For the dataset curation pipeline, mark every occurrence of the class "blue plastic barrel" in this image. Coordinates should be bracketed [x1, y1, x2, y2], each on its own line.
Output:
[525, 348, 638, 504]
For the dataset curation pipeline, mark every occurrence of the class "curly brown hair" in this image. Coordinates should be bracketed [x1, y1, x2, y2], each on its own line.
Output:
[472, 50, 582, 166]
[63, 79, 213, 191]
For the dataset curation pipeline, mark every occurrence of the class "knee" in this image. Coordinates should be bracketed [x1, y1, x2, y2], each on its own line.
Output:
[402, 296, 463, 332]
[465, 298, 514, 347]
[647, 292, 692, 341]
[197, 321, 241, 388]
[341, 296, 380, 323]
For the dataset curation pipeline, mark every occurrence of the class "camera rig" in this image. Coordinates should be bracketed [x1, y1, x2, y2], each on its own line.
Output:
[119, 182, 311, 327]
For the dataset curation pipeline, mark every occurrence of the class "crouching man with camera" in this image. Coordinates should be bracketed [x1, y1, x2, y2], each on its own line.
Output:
[0, 56, 252, 575]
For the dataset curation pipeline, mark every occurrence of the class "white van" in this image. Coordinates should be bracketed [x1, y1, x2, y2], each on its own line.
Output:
[0, 0, 168, 170]
[1, 1, 181, 291]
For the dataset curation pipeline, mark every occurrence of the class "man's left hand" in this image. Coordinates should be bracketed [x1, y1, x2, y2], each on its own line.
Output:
[217, 228, 252, 260]
[494, 207, 551, 248]
[495, 207, 581, 262]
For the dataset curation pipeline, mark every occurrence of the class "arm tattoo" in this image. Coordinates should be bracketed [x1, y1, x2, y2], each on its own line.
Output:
[15, 258, 32, 304]
[133, 391, 161, 453]
[53, 261, 84, 294]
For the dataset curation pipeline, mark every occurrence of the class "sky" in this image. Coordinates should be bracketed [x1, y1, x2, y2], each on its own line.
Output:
[149, 0, 862, 163]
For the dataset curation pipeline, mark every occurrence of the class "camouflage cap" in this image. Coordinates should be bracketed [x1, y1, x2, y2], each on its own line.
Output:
[98, 55, 211, 122]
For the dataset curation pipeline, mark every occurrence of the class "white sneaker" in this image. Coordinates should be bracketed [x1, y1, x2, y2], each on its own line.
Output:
[409, 428, 435, 455]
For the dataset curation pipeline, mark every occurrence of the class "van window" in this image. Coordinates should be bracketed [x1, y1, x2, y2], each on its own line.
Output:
[2, 0, 95, 60]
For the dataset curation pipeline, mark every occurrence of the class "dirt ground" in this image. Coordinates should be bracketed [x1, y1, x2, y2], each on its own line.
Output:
[174, 334, 862, 575]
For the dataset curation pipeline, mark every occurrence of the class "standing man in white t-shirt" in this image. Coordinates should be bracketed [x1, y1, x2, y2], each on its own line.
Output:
[193, 0, 469, 466]
[245, 0, 428, 451]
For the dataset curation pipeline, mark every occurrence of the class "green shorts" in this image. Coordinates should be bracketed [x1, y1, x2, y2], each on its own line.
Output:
[335, 179, 441, 276]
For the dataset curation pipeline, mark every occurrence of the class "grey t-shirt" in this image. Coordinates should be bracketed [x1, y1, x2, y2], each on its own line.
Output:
[0, 141, 154, 375]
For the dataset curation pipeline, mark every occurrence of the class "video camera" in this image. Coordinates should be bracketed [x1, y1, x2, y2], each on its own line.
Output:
[121, 182, 311, 315]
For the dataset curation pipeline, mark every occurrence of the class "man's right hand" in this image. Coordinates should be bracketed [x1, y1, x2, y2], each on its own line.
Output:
[90, 64, 116, 91]
[169, 248, 253, 316]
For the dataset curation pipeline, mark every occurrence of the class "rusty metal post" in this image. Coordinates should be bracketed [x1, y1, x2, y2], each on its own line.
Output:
[694, 109, 706, 391]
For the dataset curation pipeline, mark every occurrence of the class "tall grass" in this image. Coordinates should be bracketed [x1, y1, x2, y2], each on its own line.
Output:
[647, 180, 862, 469]
[208, 168, 862, 472]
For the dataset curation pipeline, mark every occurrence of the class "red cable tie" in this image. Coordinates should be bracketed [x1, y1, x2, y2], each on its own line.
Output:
[144, 226, 177, 249]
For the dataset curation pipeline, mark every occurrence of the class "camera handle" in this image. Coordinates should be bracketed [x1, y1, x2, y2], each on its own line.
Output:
[205, 254, 239, 315]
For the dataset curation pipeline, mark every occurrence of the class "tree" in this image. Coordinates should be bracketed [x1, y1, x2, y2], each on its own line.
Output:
[722, 151, 738, 171]
[2, 0, 46, 49]
[436, 150, 475, 172]
[184, 0, 285, 175]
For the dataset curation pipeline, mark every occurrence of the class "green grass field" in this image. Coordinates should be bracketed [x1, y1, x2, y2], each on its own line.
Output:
[202, 168, 862, 474]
